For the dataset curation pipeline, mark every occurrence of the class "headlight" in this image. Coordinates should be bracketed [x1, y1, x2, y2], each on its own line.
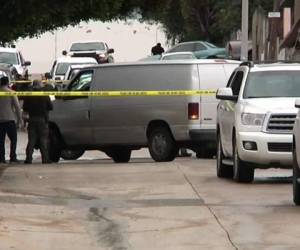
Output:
[241, 113, 265, 126]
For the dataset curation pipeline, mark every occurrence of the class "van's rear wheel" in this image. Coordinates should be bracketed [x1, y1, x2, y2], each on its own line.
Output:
[48, 129, 62, 163]
[61, 149, 85, 160]
[105, 147, 131, 163]
[148, 127, 178, 162]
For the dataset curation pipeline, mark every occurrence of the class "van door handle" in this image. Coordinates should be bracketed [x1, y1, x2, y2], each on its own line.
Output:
[86, 110, 91, 120]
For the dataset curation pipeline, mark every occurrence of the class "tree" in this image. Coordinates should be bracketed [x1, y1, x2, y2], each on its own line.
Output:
[0, 0, 275, 45]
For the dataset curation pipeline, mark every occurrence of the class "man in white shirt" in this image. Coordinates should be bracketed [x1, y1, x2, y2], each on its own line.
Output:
[0, 76, 23, 164]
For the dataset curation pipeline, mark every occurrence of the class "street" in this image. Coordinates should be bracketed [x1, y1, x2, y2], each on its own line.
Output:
[0, 132, 298, 250]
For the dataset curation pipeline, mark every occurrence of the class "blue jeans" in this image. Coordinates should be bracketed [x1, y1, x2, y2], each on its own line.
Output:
[0, 121, 18, 161]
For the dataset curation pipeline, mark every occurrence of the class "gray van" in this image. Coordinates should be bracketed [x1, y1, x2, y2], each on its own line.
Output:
[48, 60, 240, 162]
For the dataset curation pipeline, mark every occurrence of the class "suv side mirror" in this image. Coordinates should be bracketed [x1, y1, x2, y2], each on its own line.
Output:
[216, 87, 238, 101]
[108, 48, 114, 54]
[295, 99, 300, 108]
[24, 61, 31, 66]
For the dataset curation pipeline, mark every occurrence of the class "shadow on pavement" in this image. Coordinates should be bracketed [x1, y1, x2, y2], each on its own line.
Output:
[253, 176, 292, 184]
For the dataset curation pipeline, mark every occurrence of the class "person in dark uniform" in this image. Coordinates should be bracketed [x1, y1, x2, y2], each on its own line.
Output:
[23, 80, 53, 164]
[151, 43, 165, 55]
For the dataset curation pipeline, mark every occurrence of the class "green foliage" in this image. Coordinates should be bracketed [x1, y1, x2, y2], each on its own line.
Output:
[0, 0, 275, 45]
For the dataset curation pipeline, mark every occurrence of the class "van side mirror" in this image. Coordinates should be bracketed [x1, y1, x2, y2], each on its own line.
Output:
[24, 61, 31, 66]
[295, 99, 300, 108]
[44, 72, 51, 79]
[108, 48, 114, 54]
[216, 88, 238, 101]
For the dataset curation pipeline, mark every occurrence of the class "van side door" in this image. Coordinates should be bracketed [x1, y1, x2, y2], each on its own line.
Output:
[51, 70, 93, 145]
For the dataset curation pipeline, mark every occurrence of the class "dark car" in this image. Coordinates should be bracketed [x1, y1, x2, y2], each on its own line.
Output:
[166, 41, 227, 59]
[65, 41, 114, 64]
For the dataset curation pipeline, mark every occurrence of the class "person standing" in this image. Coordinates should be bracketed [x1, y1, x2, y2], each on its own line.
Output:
[151, 43, 165, 55]
[0, 76, 23, 164]
[23, 80, 53, 164]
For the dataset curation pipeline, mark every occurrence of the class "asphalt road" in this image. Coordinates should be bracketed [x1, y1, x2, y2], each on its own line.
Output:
[0, 132, 299, 250]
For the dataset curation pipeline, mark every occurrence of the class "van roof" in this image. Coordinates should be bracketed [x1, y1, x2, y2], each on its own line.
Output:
[86, 59, 241, 70]
[55, 56, 98, 64]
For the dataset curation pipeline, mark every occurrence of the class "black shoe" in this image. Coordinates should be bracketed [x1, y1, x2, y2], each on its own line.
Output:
[0, 160, 7, 164]
[10, 159, 21, 164]
[42, 160, 52, 164]
[24, 160, 32, 164]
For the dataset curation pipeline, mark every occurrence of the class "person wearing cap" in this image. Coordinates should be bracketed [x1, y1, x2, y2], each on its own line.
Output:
[151, 43, 165, 56]
[0, 76, 23, 164]
[23, 80, 53, 164]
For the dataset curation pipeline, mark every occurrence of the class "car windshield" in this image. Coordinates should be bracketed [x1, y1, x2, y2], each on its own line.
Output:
[56, 62, 95, 75]
[162, 54, 195, 60]
[0, 52, 18, 65]
[70, 42, 105, 51]
[243, 71, 300, 98]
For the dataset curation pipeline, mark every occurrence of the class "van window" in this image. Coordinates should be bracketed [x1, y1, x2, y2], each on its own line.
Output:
[68, 71, 93, 92]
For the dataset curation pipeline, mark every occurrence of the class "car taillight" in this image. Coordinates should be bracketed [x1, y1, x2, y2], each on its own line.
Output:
[188, 103, 199, 120]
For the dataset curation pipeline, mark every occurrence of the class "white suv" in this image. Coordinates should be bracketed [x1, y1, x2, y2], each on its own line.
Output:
[216, 62, 300, 183]
[292, 99, 300, 205]
[0, 47, 31, 79]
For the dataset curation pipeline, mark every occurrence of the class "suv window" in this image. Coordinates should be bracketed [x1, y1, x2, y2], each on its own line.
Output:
[68, 71, 93, 92]
[70, 42, 105, 51]
[230, 71, 244, 96]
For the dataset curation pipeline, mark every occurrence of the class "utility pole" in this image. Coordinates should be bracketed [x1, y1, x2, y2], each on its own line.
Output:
[241, 0, 249, 61]
[268, 0, 281, 60]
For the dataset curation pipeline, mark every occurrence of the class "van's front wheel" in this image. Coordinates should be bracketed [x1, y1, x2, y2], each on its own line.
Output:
[148, 127, 178, 162]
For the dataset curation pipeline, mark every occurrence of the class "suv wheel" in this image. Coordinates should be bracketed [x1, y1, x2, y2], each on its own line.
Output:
[148, 127, 178, 162]
[293, 145, 300, 205]
[48, 129, 62, 163]
[217, 134, 233, 178]
[105, 147, 131, 163]
[61, 149, 85, 160]
[233, 138, 254, 183]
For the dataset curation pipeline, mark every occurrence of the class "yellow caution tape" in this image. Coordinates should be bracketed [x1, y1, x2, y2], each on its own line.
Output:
[0, 90, 217, 97]
[11, 80, 69, 84]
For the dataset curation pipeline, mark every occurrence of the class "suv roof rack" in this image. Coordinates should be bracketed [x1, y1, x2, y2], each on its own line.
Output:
[239, 61, 254, 67]
[240, 60, 300, 67]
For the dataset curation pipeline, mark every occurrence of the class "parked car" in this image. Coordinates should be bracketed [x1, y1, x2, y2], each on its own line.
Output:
[292, 99, 300, 205]
[48, 59, 240, 163]
[161, 52, 196, 60]
[139, 52, 196, 62]
[166, 41, 227, 59]
[65, 41, 114, 64]
[216, 62, 300, 183]
[49, 57, 97, 82]
[0, 47, 31, 79]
